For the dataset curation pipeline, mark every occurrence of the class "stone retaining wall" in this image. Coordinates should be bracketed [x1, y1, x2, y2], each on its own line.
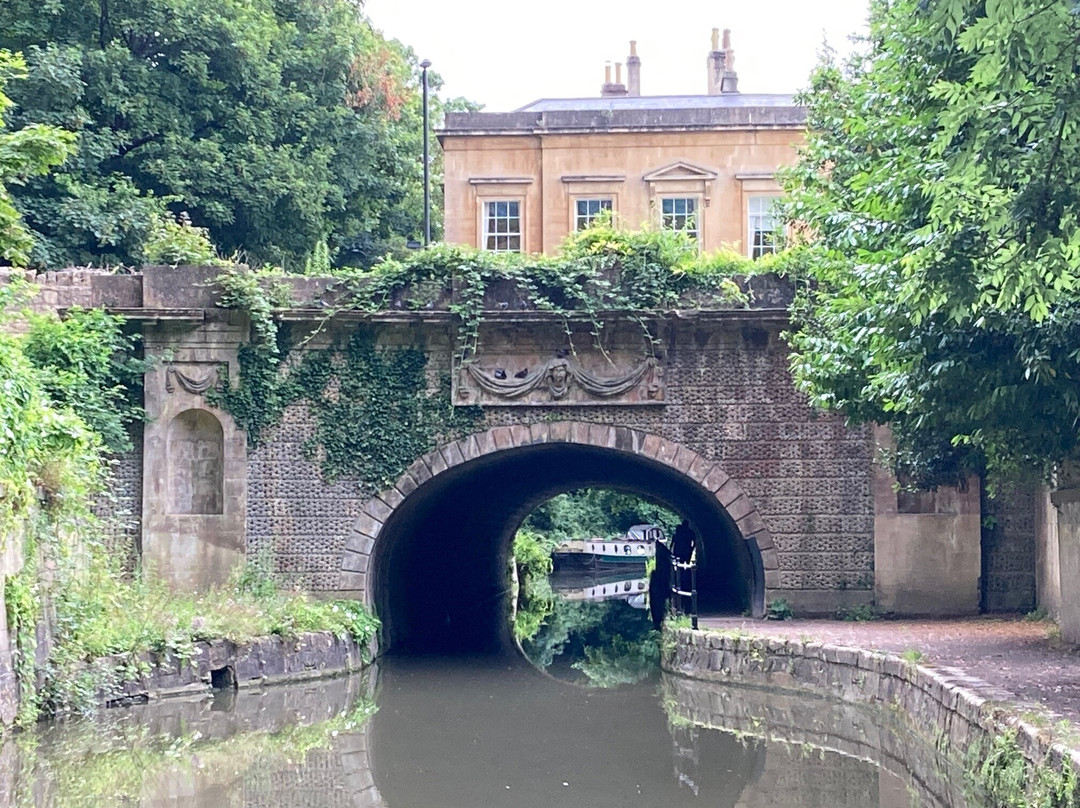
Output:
[82, 631, 369, 708]
[664, 627, 1080, 803]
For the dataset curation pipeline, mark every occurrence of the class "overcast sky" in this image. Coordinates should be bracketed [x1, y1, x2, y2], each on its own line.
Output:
[364, 0, 870, 111]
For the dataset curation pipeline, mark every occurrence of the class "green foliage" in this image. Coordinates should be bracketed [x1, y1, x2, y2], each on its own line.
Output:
[142, 211, 219, 266]
[837, 603, 880, 622]
[0, 0, 450, 268]
[900, 649, 925, 664]
[511, 529, 558, 642]
[301, 334, 481, 487]
[574, 632, 660, 688]
[304, 238, 332, 276]
[38, 544, 379, 717]
[21, 306, 148, 454]
[214, 321, 482, 492]
[0, 50, 76, 266]
[782, 0, 1080, 486]
[967, 728, 1079, 808]
[336, 227, 790, 362]
[210, 264, 303, 445]
[0, 300, 103, 534]
[523, 488, 680, 541]
[765, 598, 794, 621]
[665, 614, 694, 631]
[512, 529, 556, 582]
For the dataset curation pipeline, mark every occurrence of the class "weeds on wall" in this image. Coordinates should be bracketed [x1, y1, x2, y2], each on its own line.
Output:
[39, 546, 380, 719]
[966, 728, 1080, 808]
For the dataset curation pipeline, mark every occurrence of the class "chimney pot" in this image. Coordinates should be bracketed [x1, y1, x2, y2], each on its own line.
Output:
[707, 27, 739, 94]
[605, 62, 612, 84]
[615, 62, 622, 84]
[627, 40, 641, 97]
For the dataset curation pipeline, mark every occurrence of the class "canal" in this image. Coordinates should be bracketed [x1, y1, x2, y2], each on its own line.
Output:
[3, 570, 983, 807]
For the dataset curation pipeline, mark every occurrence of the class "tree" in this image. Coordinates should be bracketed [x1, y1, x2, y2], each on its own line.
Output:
[0, 50, 75, 265]
[0, 0, 448, 269]
[782, 0, 1080, 486]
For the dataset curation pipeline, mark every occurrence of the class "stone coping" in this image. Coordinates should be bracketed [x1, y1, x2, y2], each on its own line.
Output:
[664, 627, 1080, 798]
[78, 631, 370, 708]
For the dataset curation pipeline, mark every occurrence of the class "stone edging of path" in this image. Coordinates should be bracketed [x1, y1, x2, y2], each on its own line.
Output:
[82, 631, 369, 707]
[663, 627, 1080, 799]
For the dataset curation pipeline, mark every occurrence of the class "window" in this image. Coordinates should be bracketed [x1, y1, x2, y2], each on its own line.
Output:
[748, 196, 781, 258]
[574, 198, 613, 230]
[660, 197, 699, 240]
[483, 200, 522, 253]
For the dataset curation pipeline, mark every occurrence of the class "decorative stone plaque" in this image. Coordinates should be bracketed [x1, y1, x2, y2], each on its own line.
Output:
[454, 352, 664, 406]
[165, 362, 227, 396]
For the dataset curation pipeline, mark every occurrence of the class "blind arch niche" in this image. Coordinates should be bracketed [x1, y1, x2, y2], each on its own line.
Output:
[168, 408, 224, 515]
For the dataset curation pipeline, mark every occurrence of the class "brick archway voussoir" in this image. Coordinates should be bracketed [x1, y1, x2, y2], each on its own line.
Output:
[340, 421, 779, 604]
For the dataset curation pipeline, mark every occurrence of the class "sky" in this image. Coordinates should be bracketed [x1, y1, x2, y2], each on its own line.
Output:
[364, 0, 871, 111]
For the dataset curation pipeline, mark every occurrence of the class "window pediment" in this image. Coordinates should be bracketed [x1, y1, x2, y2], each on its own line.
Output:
[642, 161, 719, 183]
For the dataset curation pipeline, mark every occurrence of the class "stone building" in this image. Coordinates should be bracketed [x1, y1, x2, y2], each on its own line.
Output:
[440, 30, 803, 257]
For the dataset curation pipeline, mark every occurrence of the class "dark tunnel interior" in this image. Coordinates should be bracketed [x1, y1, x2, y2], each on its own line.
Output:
[373, 443, 761, 653]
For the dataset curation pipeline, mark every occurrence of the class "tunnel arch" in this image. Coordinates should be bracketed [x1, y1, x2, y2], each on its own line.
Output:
[338, 422, 778, 651]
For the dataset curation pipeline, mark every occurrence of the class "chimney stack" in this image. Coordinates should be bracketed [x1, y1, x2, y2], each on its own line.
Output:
[601, 58, 628, 97]
[706, 27, 739, 94]
[627, 40, 641, 96]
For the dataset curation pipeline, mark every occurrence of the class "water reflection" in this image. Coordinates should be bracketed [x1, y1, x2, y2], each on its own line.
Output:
[2, 671, 377, 807]
[516, 567, 660, 686]
[663, 674, 978, 808]
[0, 652, 985, 807]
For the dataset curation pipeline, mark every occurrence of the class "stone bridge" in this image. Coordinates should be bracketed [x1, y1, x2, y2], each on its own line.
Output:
[8, 266, 1037, 652]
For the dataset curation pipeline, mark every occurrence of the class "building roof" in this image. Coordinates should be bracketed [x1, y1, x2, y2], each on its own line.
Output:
[515, 93, 797, 112]
[440, 93, 805, 137]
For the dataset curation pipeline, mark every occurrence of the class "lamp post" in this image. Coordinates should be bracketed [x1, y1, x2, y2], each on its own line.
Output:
[420, 59, 432, 247]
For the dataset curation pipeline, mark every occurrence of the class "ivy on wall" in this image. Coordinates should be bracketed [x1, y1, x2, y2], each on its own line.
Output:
[302, 336, 481, 489]
[212, 222, 804, 490]
[330, 222, 804, 361]
[211, 271, 482, 493]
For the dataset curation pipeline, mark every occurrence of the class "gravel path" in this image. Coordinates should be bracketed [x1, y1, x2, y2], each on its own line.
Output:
[698, 615, 1080, 722]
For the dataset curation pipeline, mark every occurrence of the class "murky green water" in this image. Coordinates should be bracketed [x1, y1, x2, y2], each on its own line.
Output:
[0, 575, 983, 807]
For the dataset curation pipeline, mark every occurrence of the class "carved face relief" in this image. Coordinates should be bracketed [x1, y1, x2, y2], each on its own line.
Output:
[547, 360, 570, 399]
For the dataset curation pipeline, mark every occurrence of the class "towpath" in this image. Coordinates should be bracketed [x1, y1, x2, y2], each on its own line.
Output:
[699, 616, 1080, 722]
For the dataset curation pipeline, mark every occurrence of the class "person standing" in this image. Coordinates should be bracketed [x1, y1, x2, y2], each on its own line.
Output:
[671, 520, 697, 615]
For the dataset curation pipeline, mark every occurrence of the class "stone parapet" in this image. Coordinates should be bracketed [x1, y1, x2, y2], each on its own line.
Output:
[664, 627, 1080, 804]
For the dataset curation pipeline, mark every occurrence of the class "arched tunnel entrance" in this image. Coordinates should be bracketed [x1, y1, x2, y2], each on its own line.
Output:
[365, 428, 768, 653]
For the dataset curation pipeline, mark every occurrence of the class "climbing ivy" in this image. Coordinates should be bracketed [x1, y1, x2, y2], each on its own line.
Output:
[212, 221, 803, 488]
[302, 334, 481, 489]
[331, 221, 804, 361]
[212, 318, 482, 493]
